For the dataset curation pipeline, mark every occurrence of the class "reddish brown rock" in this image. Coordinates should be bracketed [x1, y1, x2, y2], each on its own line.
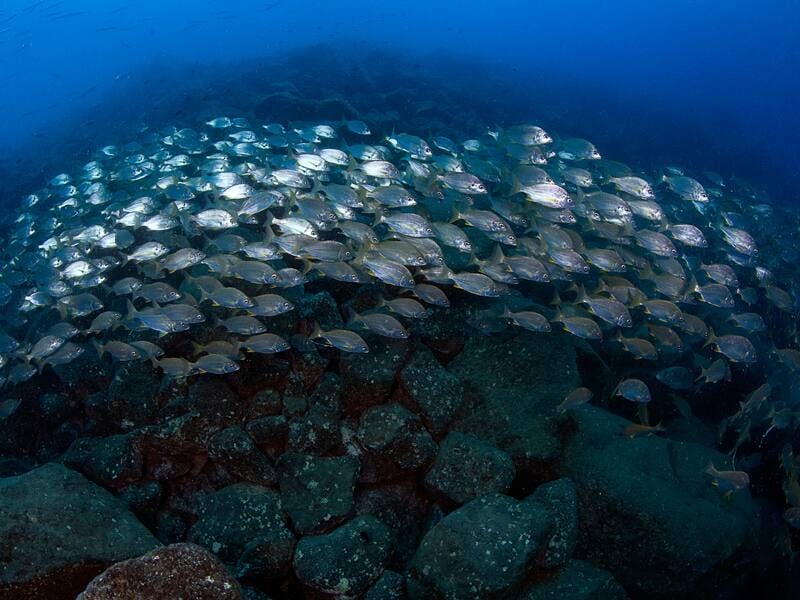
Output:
[77, 543, 242, 600]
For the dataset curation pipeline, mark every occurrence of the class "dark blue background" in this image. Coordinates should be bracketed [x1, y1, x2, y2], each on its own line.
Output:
[1, 0, 798, 202]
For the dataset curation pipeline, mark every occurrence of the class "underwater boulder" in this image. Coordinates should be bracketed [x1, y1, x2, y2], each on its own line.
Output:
[355, 480, 432, 570]
[187, 483, 294, 569]
[340, 338, 411, 415]
[364, 570, 406, 600]
[0, 463, 161, 599]
[562, 406, 761, 597]
[356, 403, 437, 483]
[77, 543, 242, 600]
[524, 478, 579, 570]
[407, 493, 552, 599]
[520, 559, 628, 600]
[207, 426, 277, 487]
[395, 346, 467, 439]
[84, 364, 161, 432]
[277, 452, 360, 535]
[61, 432, 143, 489]
[287, 403, 342, 455]
[448, 331, 579, 470]
[293, 515, 392, 598]
[246, 414, 289, 459]
[424, 431, 515, 505]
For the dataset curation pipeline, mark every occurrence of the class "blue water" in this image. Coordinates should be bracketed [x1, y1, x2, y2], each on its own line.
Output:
[1, 0, 799, 203]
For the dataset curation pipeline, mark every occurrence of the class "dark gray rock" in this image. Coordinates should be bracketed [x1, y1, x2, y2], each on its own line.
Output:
[309, 372, 344, 412]
[562, 406, 760, 597]
[525, 478, 578, 569]
[287, 403, 341, 455]
[424, 431, 514, 504]
[62, 432, 142, 488]
[208, 426, 277, 487]
[448, 331, 578, 470]
[118, 481, 162, 526]
[186, 378, 241, 425]
[355, 481, 432, 569]
[395, 347, 466, 438]
[296, 291, 344, 330]
[407, 493, 552, 599]
[156, 510, 188, 545]
[246, 414, 289, 459]
[187, 483, 293, 567]
[293, 515, 392, 597]
[77, 543, 242, 600]
[356, 403, 437, 482]
[278, 452, 360, 534]
[85, 365, 160, 430]
[340, 339, 410, 414]
[235, 530, 298, 582]
[248, 388, 283, 418]
[521, 560, 628, 600]
[0, 463, 161, 599]
[365, 570, 406, 600]
[137, 412, 216, 480]
[0, 397, 42, 454]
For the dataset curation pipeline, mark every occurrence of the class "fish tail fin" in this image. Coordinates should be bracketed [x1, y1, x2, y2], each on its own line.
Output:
[92, 339, 104, 359]
[371, 207, 385, 227]
[344, 306, 361, 326]
[550, 288, 562, 307]
[309, 322, 323, 340]
[489, 244, 506, 264]
[125, 299, 138, 322]
[300, 258, 314, 276]
[574, 283, 589, 304]
[55, 302, 68, 321]
[594, 278, 610, 296]
[448, 204, 462, 224]
[703, 327, 717, 348]
[705, 462, 717, 476]
[352, 239, 374, 268]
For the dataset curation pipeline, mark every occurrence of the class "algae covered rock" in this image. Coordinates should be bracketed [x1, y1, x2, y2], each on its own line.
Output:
[340, 338, 410, 414]
[187, 483, 293, 567]
[562, 406, 760, 597]
[521, 559, 628, 600]
[77, 543, 242, 600]
[0, 463, 161, 599]
[395, 346, 466, 438]
[356, 403, 437, 482]
[61, 432, 143, 488]
[448, 331, 578, 468]
[208, 426, 277, 487]
[407, 493, 552, 599]
[277, 452, 360, 534]
[424, 431, 515, 504]
[293, 515, 392, 597]
[365, 569, 406, 599]
[525, 477, 579, 569]
[355, 480, 432, 569]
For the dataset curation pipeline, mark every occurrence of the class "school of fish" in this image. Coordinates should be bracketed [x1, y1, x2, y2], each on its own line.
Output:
[1, 116, 798, 419]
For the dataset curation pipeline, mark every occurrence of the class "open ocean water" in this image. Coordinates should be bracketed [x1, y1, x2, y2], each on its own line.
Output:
[0, 2, 799, 599]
